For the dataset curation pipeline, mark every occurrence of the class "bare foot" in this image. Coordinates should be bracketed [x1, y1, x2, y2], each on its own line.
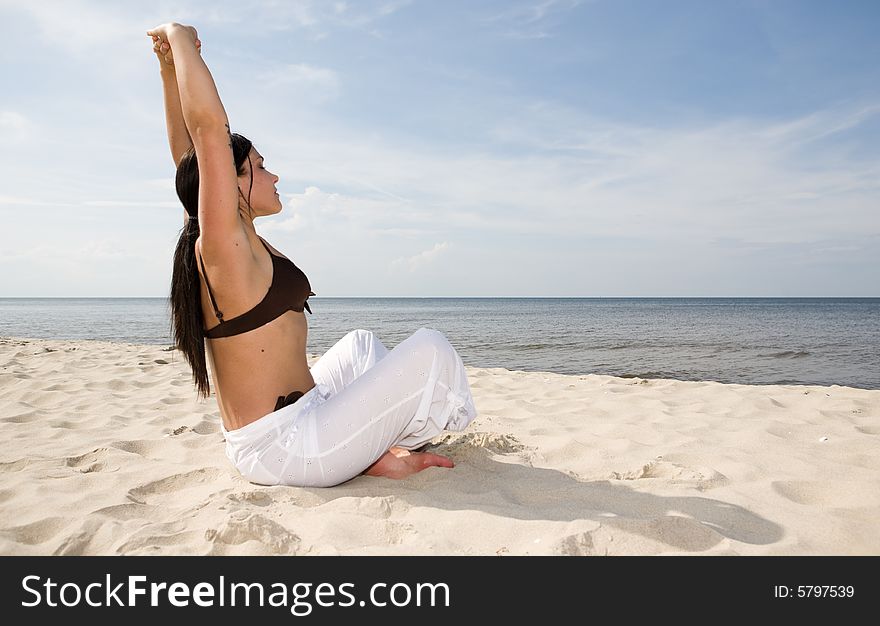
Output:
[363, 446, 454, 479]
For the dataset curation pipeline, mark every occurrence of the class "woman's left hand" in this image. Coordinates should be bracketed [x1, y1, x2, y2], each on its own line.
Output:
[150, 33, 201, 66]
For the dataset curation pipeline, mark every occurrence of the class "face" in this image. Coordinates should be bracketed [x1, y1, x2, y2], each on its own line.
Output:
[238, 147, 281, 217]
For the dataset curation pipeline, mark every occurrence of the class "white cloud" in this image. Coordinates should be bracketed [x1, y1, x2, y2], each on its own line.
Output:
[146, 178, 177, 193]
[479, 99, 880, 243]
[484, 0, 584, 24]
[257, 100, 877, 247]
[155, 0, 412, 34]
[503, 30, 551, 39]
[260, 185, 416, 236]
[377, 0, 413, 18]
[82, 200, 180, 208]
[3, 0, 149, 73]
[1, 239, 133, 262]
[255, 63, 340, 102]
[481, 0, 585, 38]
[0, 196, 61, 206]
[220, 92, 880, 268]
[390, 241, 451, 273]
[0, 110, 31, 143]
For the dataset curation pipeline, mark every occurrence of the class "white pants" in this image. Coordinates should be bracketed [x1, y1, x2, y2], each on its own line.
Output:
[221, 328, 477, 487]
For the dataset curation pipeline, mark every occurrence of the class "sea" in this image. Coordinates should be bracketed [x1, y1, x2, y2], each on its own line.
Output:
[1, 298, 878, 390]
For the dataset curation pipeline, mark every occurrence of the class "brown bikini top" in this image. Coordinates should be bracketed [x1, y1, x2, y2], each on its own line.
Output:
[199, 236, 314, 339]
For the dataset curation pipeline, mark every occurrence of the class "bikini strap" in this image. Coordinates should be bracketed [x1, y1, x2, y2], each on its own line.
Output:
[196, 245, 224, 323]
[257, 236, 273, 255]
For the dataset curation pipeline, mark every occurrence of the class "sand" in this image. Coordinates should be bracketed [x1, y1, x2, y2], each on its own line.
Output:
[1, 335, 878, 556]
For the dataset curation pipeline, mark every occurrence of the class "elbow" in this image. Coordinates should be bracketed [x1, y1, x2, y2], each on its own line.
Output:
[190, 115, 229, 135]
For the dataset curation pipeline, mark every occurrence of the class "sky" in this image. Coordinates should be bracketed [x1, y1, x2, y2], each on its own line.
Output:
[1, 0, 878, 297]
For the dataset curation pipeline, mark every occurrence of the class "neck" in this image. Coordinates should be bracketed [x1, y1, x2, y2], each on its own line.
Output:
[239, 210, 256, 234]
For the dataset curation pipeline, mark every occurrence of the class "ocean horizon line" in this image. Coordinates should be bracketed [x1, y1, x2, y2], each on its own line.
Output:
[2, 297, 877, 389]
[2, 296, 878, 300]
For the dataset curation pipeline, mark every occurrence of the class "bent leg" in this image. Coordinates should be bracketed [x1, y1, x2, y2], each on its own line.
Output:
[309, 329, 390, 396]
[309, 328, 456, 480]
[294, 328, 477, 486]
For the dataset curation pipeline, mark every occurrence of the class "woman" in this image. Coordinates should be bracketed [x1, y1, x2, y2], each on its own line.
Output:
[148, 22, 477, 488]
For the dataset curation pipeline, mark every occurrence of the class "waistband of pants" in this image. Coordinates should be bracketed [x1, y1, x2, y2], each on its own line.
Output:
[221, 381, 332, 448]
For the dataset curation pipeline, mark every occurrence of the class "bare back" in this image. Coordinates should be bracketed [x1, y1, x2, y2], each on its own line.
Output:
[195, 227, 315, 431]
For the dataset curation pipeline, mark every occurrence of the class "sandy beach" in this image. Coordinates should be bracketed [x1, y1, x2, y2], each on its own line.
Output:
[1, 334, 878, 556]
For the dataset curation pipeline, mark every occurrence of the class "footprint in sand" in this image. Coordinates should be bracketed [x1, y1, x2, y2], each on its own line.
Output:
[553, 515, 725, 555]
[93, 502, 161, 521]
[3, 516, 71, 546]
[610, 458, 729, 491]
[433, 431, 526, 455]
[192, 419, 220, 435]
[65, 447, 120, 473]
[226, 491, 274, 507]
[126, 467, 225, 505]
[1, 410, 43, 424]
[0, 459, 30, 473]
[205, 513, 301, 554]
[772, 480, 880, 508]
[318, 495, 398, 520]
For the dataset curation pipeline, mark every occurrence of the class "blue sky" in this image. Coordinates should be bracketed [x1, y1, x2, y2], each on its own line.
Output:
[1, 0, 878, 297]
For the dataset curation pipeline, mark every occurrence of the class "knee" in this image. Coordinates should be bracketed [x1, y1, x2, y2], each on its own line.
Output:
[415, 326, 443, 340]
[345, 329, 374, 344]
[413, 327, 453, 352]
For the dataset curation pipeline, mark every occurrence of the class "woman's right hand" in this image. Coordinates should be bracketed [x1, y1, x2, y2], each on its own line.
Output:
[147, 23, 200, 67]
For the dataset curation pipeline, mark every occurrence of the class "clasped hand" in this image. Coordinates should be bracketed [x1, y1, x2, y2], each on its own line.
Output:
[147, 23, 201, 66]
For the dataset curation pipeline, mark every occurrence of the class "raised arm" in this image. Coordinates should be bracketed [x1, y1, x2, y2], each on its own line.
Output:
[147, 23, 243, 246]
[152, 35, 198, 168]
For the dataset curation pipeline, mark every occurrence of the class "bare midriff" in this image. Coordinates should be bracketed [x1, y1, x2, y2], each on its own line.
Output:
[196, 235, 315, 432]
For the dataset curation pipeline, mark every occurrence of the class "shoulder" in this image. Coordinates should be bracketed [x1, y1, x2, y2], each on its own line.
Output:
[195, 225, 261, 276]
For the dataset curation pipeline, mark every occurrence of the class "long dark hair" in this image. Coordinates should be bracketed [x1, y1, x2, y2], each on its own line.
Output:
[170, 132, 254, 399]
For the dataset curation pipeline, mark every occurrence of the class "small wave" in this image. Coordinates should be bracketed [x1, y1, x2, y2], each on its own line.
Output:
[619, 371, 670, 379]
[759, 351, 811, 359]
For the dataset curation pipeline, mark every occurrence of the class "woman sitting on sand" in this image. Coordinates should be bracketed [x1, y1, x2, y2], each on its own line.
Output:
[148, 22, 477, 488]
